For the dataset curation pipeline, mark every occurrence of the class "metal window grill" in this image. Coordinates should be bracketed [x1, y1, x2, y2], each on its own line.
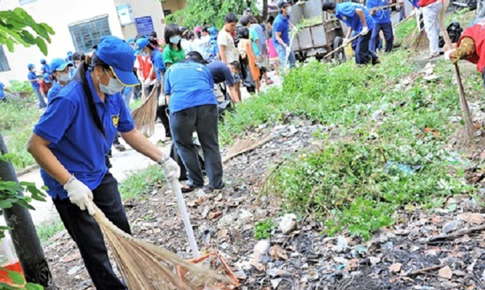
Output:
[69, 16, 112, 53]
[0, 46, 10, 72]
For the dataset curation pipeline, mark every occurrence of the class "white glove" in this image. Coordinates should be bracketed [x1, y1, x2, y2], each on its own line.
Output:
[158, 156, 180, 180]
[64, 176, 95, 215]
[415, 9, 422, 16]
[144, 78, 152, 87]
[444, 49, 455, 61]
[343, 38, 350, 47]
[361, 26, 369, 36]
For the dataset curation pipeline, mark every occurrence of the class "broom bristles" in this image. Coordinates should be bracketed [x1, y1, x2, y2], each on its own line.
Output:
[222, 134, 273, 163]
[132, 84, 160, 136]
[93, 203, 229, 290]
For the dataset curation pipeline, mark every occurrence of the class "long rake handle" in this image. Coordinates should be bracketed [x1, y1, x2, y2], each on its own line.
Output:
[169, 179, 201, 259]
[453, 63, 474, 139]
[324, 33, 362, 58]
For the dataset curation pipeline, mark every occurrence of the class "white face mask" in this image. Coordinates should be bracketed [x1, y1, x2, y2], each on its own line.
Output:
[170, 35, 181, 44]
[141, 50, 150, 57]
[99, 70, 124, 95]
[58, 72, 70, 83]
[287, 6, 292, 14]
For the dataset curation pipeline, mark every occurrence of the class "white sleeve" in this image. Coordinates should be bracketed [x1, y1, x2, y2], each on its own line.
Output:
[217, 32, 227, 47]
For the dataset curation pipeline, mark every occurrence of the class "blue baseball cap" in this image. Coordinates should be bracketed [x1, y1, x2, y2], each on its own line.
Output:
[134, 38, 150, 56]
[27, 63, 35, 69]
[40, 59, 46, 65]
[209, 27, 218, 38]
[43, 73, 51, 83]
[50, 58, 73, 72]
[96, 36, 138, 86]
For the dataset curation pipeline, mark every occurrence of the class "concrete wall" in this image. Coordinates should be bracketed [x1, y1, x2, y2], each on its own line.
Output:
[113, 0, 165, 39]
[0, 0, 165, 83]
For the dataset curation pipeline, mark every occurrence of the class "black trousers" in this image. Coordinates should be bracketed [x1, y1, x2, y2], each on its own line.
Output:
[154, 85, 171, 137]
[157, 105, 171, 137]
[54, 172, 131, 290]
[355, 31, 379, 65]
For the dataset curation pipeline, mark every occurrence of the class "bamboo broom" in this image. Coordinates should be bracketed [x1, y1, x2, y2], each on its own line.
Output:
[132, 83, 159, 136]
[92, 203, 229, 290]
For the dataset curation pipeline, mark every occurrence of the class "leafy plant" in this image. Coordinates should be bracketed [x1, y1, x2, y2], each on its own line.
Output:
[254, 219, 275, 240]
[8, 81, 32, 93]
[165, 0, 256, 28]
[0, 270, 44, 289]
[0, 8, 54, 55]
[0, 154, 47, 240]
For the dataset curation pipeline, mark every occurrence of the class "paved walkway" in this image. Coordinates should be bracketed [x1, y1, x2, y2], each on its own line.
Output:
[17, 123, 170, 225]
[16, 72, 282, 226]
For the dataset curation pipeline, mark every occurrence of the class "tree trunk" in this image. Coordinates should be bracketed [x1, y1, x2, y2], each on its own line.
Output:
[0, 133, 56, 289]
[262, 0, 268, 24]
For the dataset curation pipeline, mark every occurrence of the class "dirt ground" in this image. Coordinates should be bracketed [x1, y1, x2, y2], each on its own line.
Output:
[43, 113, 485, 290]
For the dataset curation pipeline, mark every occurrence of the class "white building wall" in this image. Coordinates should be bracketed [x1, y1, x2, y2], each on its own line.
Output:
[113, 0, 166, 40]
[0, 0, 164, 83]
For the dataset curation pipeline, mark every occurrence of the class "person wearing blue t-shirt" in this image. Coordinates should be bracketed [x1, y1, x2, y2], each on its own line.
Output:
[165, 51, 224, 192]
[367, 0, 394, 53]
[323, 1, 379, 65]
[47, 58, 73, 104]
[27, 63, 47, 108]
[134, 37, 172, 138]
[26, 36, 180, 290]
[0, 81, 11, 102]
[40, 59, 50, 74]
[207, 60, 241, 103]
[273, 1, 296, 68]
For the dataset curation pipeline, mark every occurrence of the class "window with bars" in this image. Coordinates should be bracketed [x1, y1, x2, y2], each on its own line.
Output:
[0, 46, 10, 72]
[19, 0, 37, 5]
[69, 16, 112, 53]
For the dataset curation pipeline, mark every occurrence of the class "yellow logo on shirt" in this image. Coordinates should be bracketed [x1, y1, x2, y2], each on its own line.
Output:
[112, 115, 120, 127]
[343, 16, 347, 20]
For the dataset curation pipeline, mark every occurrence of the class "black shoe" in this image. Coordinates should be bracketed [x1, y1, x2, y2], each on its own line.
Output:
[181, 183, 202, 193]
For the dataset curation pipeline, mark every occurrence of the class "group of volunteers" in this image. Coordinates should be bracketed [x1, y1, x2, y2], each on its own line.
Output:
[19, 0, 485, 289]
[320, 0, 451, 65]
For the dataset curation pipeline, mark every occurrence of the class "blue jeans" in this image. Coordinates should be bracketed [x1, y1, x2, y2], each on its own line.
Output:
[170, 105, 223, 189]
[275, 44, 296, 69]
[370, 22, 394, 53]
[355, 31, 379, 65]
[34, 87, 46, 108]
[122, 86, 133, 112]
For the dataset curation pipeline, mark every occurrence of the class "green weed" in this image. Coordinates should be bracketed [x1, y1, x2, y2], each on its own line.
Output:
[36, 218, 65, 244]
[0, 97, 42, 171]
[119, 165, 165, 200]
[254, 219, 275, 240]
[223, 48, 479, 240]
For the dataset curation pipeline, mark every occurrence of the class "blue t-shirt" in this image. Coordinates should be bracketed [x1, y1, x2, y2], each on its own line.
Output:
[0, 82, 5, 100]
[28, 71, 40, 90]
[33, 70, 135, 199]
[336, 2, 375, 33]
[207, 61, 234, 86]
[366, 0, 392, 24]
[164, 61, 218, 114]
[273, 13, 291, 46]
[47, 81, 62, 104]
[251, 23, 267, 52]
[41, 64, 50, 74]
[151, 49, 166, 81]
